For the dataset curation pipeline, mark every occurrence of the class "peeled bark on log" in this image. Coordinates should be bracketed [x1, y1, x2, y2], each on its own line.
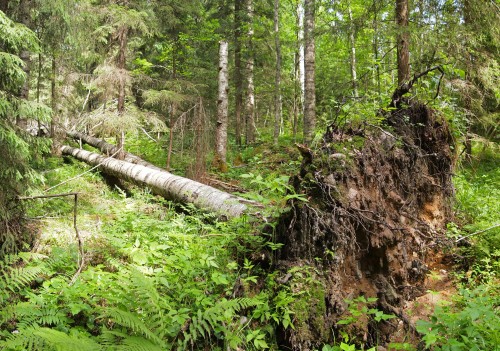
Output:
[61, 145, 261, 218]
[66, 131, 162, 171]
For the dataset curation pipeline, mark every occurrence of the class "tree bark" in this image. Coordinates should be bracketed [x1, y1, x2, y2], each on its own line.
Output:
[50, 54, 57, 138]
[244, 0, 256, 145]
[60, 145, 261, 218]
[0, 0, 8, 13]
[17, 0, 31, 129]
[373, 2, 381, 100]
[116, 25, 129, 159]
[396, 0, 410, 86]
[273, 0, 282, 145]
[234, 0, 243, 146]
[215, 40, 229, 171]
[303, 0, 316, 145]
[348, 3, 358, 98]
[298, 3, 305, 104]
[66, 130, 162, 171]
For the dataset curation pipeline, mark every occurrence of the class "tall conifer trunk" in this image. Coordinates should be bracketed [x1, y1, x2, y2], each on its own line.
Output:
[303, 0, 316, 145]
[116, 25, 129, 159]
[273, 0, 282, 145]
[50, 55, 57, 138]
[396, 0, 410, 86]
[17, 0, 31, 129]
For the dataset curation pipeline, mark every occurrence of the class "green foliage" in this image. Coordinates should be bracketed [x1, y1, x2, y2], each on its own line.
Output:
[239, 172, 307, 207]
[451, 148, 500, 283]
[0, 10, 51, 255]
[337, 296, 395, 326]
[416, 285, 500, 351]
[0, 160, 299, 350]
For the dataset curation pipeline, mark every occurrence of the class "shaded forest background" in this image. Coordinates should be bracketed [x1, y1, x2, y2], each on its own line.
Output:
[0, 0, 499, 350]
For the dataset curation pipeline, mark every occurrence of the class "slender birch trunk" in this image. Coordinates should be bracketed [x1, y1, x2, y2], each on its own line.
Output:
[347, 4, 358, 98]
[298, 3, 305, 103]
[215, 41, 229, 172]
[303, 0, 316, 145]
[60, 145, 262, 218]
[373, 4, 381, 100]
[245, 0, 256, 145]
[234, 0, 243, 146]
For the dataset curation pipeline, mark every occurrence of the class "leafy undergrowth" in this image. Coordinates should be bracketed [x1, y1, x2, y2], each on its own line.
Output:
[1, 139, 499, 351]
[416, 145, 500, 351]
[0, 157, 295, 350]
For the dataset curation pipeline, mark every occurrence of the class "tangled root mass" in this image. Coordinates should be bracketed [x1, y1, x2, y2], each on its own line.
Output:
[276, 102, 455, 349]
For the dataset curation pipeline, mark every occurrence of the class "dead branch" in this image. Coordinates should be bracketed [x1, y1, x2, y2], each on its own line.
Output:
[390, 65, 444, 108]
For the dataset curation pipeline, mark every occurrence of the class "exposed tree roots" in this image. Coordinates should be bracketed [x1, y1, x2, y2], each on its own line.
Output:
[275, 101, 455, 350]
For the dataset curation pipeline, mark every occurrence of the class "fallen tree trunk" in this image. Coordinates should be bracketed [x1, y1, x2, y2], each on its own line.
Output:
[66, 131, 162, 171]
[60, 145, 262, 218]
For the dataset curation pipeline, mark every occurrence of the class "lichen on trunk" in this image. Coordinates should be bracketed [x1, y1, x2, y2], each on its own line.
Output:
[275, 102, 455, 349]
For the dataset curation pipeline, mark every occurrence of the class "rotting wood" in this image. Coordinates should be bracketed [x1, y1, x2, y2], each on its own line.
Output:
[66, 130, 163, 171]
[60, 145, 263, 219]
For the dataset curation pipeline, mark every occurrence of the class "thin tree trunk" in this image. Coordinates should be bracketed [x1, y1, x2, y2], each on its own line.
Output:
[303, 0, 316, 145]
[293, 3, 302, 142]
[293, 52, 299, 142]
[167, 104, 176, 171]
[298, 3, 305, 103]
[50, 55, 57, 138]
[36, 50, 42, 133]
[373, 3, 381, 100]
[17, 0, 31, 129]
[60, 145, 262, 218]
[273, 0, 282, 145]
[396, 0, 410, 86]
[116, 25, 129, 159]
[234, 0, 243, 146]
[215, 41, 229, 171]
[244, 0, 256, 145]
[463, 0, 473, 161]
[347, 3, 358, 98]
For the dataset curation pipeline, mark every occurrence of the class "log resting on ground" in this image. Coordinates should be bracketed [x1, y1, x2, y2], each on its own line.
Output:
[66, 130, 162, 171]
[60, 145, 262, 218]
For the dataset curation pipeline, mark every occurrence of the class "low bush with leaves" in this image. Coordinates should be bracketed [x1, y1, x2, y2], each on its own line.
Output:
[416, 285, 500, 350]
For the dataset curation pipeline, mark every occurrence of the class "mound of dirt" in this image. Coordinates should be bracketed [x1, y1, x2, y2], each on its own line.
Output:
[275, 102, 455, 350]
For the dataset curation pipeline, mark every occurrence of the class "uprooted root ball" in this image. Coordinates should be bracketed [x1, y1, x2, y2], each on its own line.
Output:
[276, 102, 455, 350]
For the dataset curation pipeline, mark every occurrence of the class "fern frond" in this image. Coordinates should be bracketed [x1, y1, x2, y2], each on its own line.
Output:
[99, 307, 165, 347]
[115, 335, 165, 351]
[0, 254, 47, 305]
[0, 326, 48, 351]
[33, 328, 102, 351]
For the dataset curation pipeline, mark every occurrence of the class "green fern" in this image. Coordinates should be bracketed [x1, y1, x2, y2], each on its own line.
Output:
[98, 307, 166, 347]
[0, 253, 48, 305]
[0, 327, 101, 351]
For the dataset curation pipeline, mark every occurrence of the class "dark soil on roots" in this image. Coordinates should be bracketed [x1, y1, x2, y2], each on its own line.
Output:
[275, 102, 456, 350]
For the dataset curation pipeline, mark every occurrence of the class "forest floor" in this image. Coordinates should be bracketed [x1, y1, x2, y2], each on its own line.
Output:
[1, 135, 499, 350]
